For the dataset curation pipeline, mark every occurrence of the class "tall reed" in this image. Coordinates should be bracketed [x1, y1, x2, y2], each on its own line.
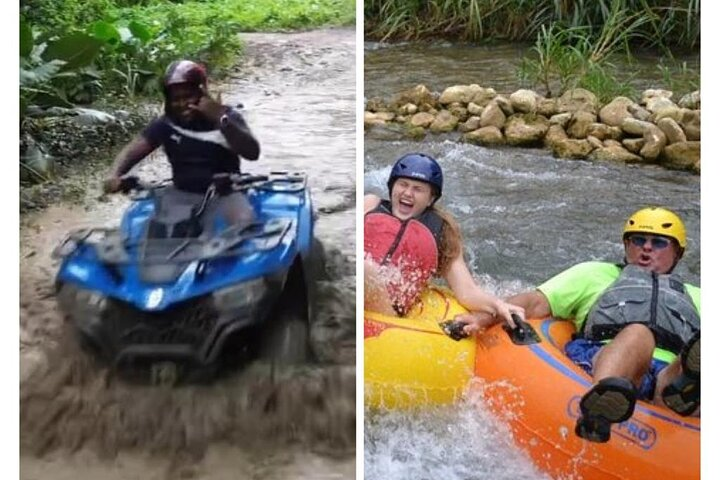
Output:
[365, 0, 699, 49]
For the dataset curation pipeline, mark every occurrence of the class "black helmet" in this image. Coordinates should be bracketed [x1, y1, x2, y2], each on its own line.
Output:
[387, 153, 444, 201]
[162, 60, 207, 95]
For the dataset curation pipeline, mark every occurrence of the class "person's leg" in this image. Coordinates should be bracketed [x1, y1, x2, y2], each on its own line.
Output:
[221, 192, 255, 226]
[575, 323, 655, 442]
[654, 331, 700, 416]
[364, 258, 397, 316]
[205, 192, 256, 232]
[592, 323, 655, 385]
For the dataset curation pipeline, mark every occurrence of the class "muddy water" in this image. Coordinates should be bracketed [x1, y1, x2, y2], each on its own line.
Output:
[20, 28, 356, 479]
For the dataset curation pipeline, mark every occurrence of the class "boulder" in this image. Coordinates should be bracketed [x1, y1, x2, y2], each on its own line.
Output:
[623, 138, 645, 154]
[647, 96, 681, 123]
[366, 97, 389, 112]
[621, 118, 654, 136]
[679, 109, 700, 141]
[586, 123, 623, 141]
[599, 97, 636, 127]
[549, 112, 572, 129]
[463, 126, 504, 145]
[448, 103, 469, 122]
[409, 112, 435, 128]
[661, 141, 700, 172]
[603, 139, 623, 148]
[480, 102, 506, 129]
[537, 98, 558, 117]
[467, 102, 484, 115]
[374, 111, 395, 121]
[567, 111, 597, 139]
[557, 88, 599, 114]
[469, 87, 498, 106]
[504, 114, 549, 146]
[640, 125, 667, 161]
[509, 89, 538, 113]
[459, 116, 482, 133]
[587, 136, 604, 149]
[429, 110, 459, 133]
[641, 89, 673, 105]
[397, 103, 418, 115]
[656, 117, 687, 144]
[678, 90, 700, 110]
[628, 104, 652, 122]
[494, 95, 514, 116]
[439, 84, 496, 106]
[392, 85, 436, 109]
[544, 124, 568, 148]
[589, 145, 643, 164]
[364, 111, 387, 128]
[646, 96, 677, 113]
[552, 138, 594, 159]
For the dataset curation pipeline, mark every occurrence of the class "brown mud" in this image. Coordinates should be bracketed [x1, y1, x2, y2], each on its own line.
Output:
[20, 28, 356, 479]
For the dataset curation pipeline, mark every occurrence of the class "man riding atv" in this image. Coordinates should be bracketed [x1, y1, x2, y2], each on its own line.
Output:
[103, 59, 260, 229]
[54, 61, 317, 382]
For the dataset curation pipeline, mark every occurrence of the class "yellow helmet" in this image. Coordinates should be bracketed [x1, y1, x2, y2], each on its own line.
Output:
[623, 207, 686, 248]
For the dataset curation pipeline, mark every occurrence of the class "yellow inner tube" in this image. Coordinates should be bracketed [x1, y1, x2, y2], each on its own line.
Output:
[364, 286, 475, 409]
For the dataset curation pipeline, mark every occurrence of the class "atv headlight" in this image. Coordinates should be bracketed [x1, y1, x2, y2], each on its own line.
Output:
[213, 278, 268, 311]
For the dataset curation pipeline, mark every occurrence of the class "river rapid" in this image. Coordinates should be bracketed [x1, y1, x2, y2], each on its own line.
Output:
[20, 28, 357, 480]
[364, 41, 700, 480]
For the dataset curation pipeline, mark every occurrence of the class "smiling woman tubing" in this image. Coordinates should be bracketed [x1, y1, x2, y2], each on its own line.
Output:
[363, 153, 523, 326]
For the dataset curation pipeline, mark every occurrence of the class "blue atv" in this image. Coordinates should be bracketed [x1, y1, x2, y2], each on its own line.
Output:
[53, 171, 322, 382]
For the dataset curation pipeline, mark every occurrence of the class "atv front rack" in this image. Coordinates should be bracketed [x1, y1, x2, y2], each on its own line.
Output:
[52, 218, 292, 265]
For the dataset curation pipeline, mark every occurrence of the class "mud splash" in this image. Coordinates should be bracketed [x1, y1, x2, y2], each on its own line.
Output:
[21, 28, 356, 479]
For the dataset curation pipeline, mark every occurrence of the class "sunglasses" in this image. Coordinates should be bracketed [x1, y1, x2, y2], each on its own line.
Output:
[627, 234, 671, 250]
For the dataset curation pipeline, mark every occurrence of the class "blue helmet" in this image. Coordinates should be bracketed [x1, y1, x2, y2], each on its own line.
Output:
[387, 153, 443, 201]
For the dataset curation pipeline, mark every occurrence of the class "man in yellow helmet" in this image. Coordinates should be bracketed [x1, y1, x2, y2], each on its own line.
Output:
[458, 206, 700, 443]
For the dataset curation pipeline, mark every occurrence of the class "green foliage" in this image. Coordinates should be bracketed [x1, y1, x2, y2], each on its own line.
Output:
[44, 33, 106, 71]
[365, 0, 699, 49]
[20, 0, 354, 110]
[21, 0, 117, 34]
[20, 24, 105, 114]
[577, 63, 637, 104]
[656, 60, 699, 97]
[514, 1, 686, 103]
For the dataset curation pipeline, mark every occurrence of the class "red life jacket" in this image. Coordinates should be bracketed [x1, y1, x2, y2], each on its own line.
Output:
[364, 200, 443, 315]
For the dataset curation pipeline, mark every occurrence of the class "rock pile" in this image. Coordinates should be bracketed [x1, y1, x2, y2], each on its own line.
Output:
[365, 85, 700, 173]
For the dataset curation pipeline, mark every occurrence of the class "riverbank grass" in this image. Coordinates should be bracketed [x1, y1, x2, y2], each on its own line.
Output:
[119, 0, 355, 32]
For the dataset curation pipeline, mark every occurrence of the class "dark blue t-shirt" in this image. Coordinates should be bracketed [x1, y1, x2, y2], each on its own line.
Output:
[142, 115, 240, 193]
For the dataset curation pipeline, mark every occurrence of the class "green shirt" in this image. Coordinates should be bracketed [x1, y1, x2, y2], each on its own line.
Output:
[537, 261, 701, 363]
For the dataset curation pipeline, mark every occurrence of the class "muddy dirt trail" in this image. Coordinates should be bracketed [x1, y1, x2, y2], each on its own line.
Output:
[20, 28, 356, 479]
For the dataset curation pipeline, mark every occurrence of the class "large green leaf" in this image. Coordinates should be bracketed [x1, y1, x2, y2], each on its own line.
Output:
[20, 18, 33, 58]
[129, 20, 152, 43]
[92, 21, 121, 45]
[42, 33, 104, 70]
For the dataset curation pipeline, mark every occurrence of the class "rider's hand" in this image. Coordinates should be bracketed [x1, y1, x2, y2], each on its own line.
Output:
[454, 311, 494, 335]
[495, 300, 525, 329]
[188, 86, 225, 124]
[103, 176, 122, 194]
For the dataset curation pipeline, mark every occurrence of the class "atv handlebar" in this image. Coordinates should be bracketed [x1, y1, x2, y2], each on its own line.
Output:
[118, 171, 304, 198]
